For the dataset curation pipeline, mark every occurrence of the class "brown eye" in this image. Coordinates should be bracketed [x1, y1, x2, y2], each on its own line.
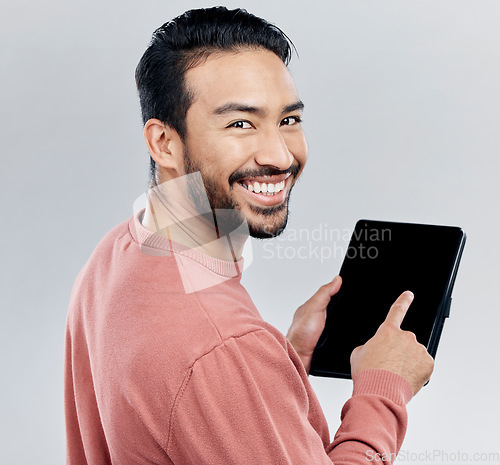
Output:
[228, 121, 253, 129]
[281, 116, 302, 126]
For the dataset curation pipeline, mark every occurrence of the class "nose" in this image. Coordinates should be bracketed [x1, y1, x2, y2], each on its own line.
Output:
[254, 128, 293, 171]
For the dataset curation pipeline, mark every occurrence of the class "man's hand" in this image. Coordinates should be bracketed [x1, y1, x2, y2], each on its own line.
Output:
[286, 276, 342, 374]
[350, 291, 435, 395]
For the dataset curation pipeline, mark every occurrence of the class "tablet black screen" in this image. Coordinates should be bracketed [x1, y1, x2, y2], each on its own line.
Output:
[310, 220, 465, 378]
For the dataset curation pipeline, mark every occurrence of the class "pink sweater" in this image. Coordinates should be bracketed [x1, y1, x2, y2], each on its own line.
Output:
[64, 209, 413, 464]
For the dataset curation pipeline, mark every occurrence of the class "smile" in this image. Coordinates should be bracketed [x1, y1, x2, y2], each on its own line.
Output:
[237, 172, 290, 195]
[238, 179, 285, 195]
[235, 173, 291, 206]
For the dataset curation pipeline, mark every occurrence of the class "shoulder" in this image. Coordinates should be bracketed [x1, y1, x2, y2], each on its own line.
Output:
[67, 216, 131, 305]
[90, 216, 133, 265]
[73, 216, 132, 279]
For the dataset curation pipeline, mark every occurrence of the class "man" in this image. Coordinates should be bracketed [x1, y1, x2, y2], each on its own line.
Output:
[64, 7, 434, 464]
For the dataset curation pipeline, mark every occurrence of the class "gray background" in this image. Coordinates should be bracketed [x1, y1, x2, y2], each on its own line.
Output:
[1, 1, 499, 463]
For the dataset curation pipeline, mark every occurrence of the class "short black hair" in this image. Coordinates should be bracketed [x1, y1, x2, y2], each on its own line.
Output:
[135, 7, 295, 185]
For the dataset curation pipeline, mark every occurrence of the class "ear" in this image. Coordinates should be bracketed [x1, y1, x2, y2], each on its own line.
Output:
[144, 119, 184, 178]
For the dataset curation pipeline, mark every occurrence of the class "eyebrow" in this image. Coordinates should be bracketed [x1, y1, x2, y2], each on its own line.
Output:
[212, 100, 304, 116]
[283, 101, 305, 113]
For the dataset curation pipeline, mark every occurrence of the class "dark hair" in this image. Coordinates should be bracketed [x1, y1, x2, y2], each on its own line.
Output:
[135, 7, 295, 184]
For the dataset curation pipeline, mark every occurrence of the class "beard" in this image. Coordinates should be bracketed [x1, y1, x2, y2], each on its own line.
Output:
[182, 147, 298, 239]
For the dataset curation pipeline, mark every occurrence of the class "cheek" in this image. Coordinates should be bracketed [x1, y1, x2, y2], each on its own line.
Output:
[209, 139, 256, 176]
[286, 132, 308, 167]
[194, 141, 249, 188]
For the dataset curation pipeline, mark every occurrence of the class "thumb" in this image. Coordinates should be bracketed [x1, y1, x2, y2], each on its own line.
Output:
[308, 276, 342, 308]
[325, 275, 342, 297]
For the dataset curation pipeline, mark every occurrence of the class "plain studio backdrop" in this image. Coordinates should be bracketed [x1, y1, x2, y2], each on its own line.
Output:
[1, 1, 499, 463]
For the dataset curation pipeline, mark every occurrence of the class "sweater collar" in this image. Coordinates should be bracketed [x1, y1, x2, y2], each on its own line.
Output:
[129, 208, 244, 278]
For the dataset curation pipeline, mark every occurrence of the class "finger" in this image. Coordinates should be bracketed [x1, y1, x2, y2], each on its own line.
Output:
[318, 276, 342, 302]
[325, 275, 342, 297]
[384, 290, 414, 328]
[304, 276, 342, 309]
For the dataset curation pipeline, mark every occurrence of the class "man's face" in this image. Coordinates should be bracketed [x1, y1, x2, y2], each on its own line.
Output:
[181, 48, 308, 239]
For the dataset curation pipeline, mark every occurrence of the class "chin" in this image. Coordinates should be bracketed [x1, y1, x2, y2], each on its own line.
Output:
[249, 227, 286, 240]
[247, 211, 289, 239]
[242, 196, 290, 239]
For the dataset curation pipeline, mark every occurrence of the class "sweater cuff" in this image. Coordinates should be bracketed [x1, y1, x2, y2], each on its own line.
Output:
[352, 369, 414, 406]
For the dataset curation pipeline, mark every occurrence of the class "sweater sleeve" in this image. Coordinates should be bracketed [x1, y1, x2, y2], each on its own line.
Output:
[167, 329, 411, 465]
[327, 369, 413, 465]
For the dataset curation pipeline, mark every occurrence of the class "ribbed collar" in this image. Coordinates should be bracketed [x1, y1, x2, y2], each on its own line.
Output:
[128, 208, 244, 278]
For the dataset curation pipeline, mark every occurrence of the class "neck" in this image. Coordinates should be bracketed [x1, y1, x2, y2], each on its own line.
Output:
[141, 173, 247, 262]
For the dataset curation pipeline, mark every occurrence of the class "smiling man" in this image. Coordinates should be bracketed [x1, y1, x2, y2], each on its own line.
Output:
[64, 7, 433, 464]
[141, 40, 306, 242]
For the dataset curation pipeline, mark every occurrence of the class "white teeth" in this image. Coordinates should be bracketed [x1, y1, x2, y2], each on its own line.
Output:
[240, 179, 287, 195]
[273, 181, 284, 193]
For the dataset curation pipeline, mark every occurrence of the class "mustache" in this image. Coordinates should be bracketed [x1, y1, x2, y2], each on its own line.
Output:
[229, 164, 300, 185]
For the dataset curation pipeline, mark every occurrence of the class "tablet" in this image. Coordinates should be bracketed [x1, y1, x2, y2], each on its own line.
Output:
[309, 219, 466, 379]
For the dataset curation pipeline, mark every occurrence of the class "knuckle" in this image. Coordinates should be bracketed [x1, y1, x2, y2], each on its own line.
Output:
[418, 345, 429, 357]
[413, 341, 427, 356]
[425, 352, 435, 368]
[405, 331, 418, 343]
[384, 326, 416, 344]
[415, 345, 434, 371]
[391, 302, 404, 312]
[350, 345, 363, 358]
[395, 296, 409, 307]
[399, 330, 417, 345]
